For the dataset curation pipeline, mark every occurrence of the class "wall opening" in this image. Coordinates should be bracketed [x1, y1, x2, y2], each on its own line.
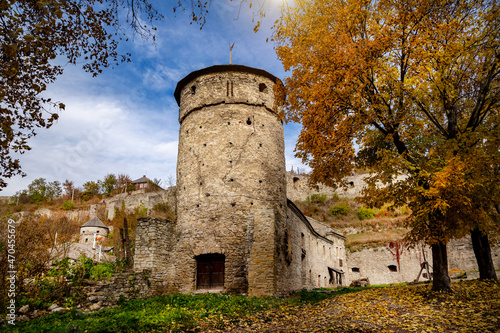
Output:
[388, 265, 398, 272]
[259, 83, 267, 93]
[196, 254, 225, 290]
[352, 267, 360, 273]
[246, 118, 252, 125]
[191, 85, 196, 94]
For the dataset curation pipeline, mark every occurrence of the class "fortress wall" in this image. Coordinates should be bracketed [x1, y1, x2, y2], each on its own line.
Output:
[174, 67, 287, 295]
[277, 203, 347, 295]
[134, 217, 177, 281]
[286, 172, 408, 202]
[102, 187, 176, 220]
[346, 238, 500, 285]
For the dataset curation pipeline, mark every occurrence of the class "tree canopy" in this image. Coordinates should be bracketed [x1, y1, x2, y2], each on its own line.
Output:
[1, 0, 262, 190]
[274, 0, 499, 289]
[0, 0, 165, 189]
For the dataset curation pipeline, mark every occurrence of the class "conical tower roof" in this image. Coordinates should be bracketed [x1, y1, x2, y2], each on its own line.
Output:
[80, 216, 108, 229]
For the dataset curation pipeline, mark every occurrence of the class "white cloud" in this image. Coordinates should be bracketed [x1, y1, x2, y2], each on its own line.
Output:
[1, 1, 305, 196]
[142, 65, 183, 91]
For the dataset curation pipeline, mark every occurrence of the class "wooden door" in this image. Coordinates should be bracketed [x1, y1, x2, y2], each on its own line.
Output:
[196, 254, 225, 289]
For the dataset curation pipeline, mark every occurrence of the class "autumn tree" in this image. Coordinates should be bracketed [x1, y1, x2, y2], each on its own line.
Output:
[1, 0, 262, 189]
[81, 180, 100, 200]
[117, 173, 133, 192]
[275, 0, 499, 291]
[62, 179, 74, 199]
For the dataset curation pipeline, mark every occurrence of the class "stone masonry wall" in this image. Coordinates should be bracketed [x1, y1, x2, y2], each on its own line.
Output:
[103, 187, 176, 221]
[78, 270, 179, 310]
[277, 202, 346, 295]
[174, 67, 287, 296]
[133, 217, 176, 273]
[346, 238, 500, 285]
[286, 172, 407, 202]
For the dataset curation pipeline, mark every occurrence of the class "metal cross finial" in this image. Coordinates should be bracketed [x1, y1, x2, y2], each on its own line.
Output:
[229, 42, 235, 64]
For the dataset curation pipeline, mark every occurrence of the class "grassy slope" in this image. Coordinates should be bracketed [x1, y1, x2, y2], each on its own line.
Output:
[293, 194, 410, 252]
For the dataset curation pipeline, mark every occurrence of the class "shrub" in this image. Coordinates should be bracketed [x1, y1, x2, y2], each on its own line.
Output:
[303, 203, 320, 216]
[309, 193, 327, 204]
[62, 200, 75, 210]
[90, 262, 115, 280]
[358, 207, 376, 220]
[152, 202, 176, 220]
[328, 202, 351, 216]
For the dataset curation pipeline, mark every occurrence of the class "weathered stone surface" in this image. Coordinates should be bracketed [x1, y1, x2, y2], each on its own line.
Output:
[88, 296, 99, 303]
[350, 278, 370, 287]
[89, 304, 101, 311]
[51, 307, 65, 312]
[18, 305, 29, 314]
[47, 304, 59, 311]
[345, 237, 500, 286]
[132, 65, 347, 296]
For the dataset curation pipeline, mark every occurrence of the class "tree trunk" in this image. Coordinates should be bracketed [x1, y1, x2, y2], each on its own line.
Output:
[470, 227, 498, 280]
[431, 242, 452, 292]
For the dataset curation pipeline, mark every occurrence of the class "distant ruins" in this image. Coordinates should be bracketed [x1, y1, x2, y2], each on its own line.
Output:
[133, 65, 346, 296]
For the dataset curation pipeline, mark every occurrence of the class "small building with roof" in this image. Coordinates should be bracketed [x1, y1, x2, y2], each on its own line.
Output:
[131, 175, 151, 190]
[79, 216, 109, 245]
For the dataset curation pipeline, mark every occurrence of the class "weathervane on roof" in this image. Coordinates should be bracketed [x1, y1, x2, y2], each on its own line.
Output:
[229, 42, 235, 64]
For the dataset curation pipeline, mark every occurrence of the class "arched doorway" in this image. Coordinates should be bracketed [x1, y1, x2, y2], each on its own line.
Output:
[196, 254, 225, 290]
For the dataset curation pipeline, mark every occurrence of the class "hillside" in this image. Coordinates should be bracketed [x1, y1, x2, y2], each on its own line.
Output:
[291, 192, 410, 252]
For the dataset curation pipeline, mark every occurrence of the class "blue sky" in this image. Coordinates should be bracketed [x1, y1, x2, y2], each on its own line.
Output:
[2, 0, 308, 196]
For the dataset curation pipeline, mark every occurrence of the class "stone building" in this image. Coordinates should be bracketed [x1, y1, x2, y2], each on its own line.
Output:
[79, 216, 109, 245]
[134, 65, 345, 296]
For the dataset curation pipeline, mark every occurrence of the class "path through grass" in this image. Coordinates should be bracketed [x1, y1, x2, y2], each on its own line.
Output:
[4, 280, 499, 332]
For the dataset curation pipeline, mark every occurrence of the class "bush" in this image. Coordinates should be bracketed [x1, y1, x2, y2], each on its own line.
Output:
[328, 202, 351, 216]
[62, 200, 75, 210]
[152, 202, 176, 220]
[309, 193, 327, 204]
[90, 262, 115, 280]
[358, 207, 376, 220]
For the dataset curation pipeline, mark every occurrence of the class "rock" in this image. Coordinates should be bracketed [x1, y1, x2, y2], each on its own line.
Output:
[349, 278, 370, 287]
[18, 305, 29, 314]
[52, 307, 65, 312]
[89, 303, 101, 311]
[17, 315, 29, 322]
[88, 296, 99, 303]
[48, 304, 59, 311]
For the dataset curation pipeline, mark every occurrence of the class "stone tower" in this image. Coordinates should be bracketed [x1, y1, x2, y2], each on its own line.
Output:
[173, 65, 287, 296]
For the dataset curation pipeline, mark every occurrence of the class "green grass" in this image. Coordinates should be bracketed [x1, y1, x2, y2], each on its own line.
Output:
[4, 291, 341, 333]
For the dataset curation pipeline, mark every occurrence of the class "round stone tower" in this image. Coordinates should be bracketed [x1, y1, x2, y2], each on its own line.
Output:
[173, 65, 287, 296]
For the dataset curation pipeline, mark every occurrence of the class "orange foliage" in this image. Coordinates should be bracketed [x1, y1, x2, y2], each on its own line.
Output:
[274, 0, 499, 245]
